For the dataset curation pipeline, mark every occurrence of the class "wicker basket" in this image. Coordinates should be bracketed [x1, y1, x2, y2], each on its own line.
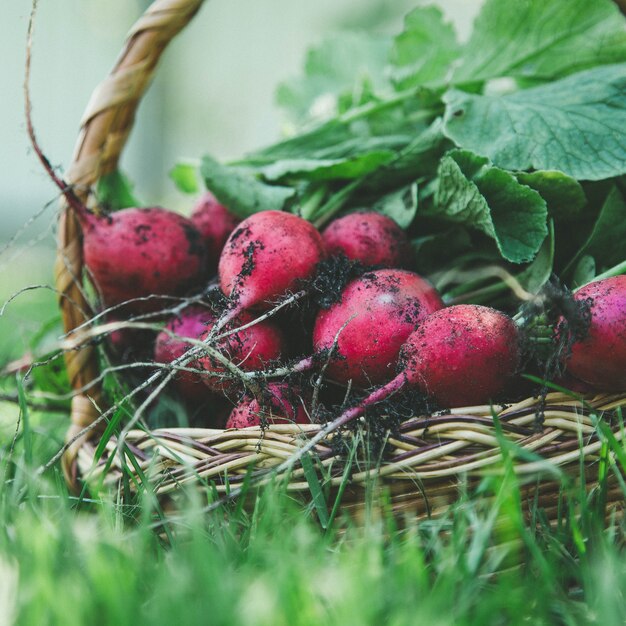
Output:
[56, 0, 626, 522]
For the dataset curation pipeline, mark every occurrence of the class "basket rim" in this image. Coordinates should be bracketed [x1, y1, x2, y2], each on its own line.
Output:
[76, 391, 626, 498]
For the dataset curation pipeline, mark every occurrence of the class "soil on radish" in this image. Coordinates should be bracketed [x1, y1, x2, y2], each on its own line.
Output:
[308, 254, 368, 310]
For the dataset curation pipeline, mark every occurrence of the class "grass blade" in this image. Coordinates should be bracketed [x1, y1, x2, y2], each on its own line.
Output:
[301, 452, 330, 529]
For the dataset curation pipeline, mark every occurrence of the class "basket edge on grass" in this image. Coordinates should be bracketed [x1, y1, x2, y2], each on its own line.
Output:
[55, 0, 626, 522]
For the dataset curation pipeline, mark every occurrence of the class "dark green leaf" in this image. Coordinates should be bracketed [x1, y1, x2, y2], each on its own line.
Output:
[580, 186, 626, 269]
[260, 151, 394, 183]
[443, 64, 626, 181]
[169, 162, 200, 194]
[200, 156, 295, 219]
[478, 168, 549, 264]
[249, 120, 410, 164]
[516, 171, 586, 223]
[434, 150, 548, 263]
[96, 170, 140, 211]
[517, 222, 554, 294]
[364, 119, 451, 191]
[453, 0, 626, 84]
[373, 183, 418, 229]
[571, 255, 596, 288]
[412, 227, 473, 276]
[390, 6, 460, 89]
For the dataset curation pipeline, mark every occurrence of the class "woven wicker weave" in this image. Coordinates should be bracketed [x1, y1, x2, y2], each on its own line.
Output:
[57, 0, 626, 521]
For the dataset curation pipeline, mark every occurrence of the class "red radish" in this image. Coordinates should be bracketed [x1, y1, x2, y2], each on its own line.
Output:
[284, 304, 520, 471]
[565, 276, 626, 391]
[154, 305, 216, 401]
[399, 305, 520, 407]
[226, 383, 310, 428]
[190, 191, 240, 272]
[24, 57, 206, 315]
[312, 269, 443, 387]
[322, 212, 413, 268]
[82, 207, 206, 312]
[197, 312, 286, 392]
[218, 210, 326, 313]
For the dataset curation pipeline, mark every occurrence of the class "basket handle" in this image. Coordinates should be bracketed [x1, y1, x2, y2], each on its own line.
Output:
[56, 0, 205, 485]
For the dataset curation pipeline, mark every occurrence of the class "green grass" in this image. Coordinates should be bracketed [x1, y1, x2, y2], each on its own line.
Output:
[0, 246, 57, 362]
[2, 387, 626, 625]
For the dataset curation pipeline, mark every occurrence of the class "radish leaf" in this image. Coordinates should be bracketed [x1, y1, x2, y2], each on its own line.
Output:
[201, 156, 295, 218]
[453, 0, 626, 84]
[277, 33, 392, 124]
[390, 6, 459, 89]
[516, 171, 586, 223]
[443, 64, 626, 181]
[434, 151, 547, 263]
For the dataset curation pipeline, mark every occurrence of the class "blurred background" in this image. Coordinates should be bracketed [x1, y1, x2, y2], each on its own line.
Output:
[0, 0, 479, 360]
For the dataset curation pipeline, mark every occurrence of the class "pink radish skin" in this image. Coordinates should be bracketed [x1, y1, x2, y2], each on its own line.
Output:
[306, 305, 520, 449]
[197, 312, 286, 392]
[226, 383, 310, 428]
[24, 72, 205, 315]
[400, 305, 520, 407]
[566, 276, 626, 391]
[322, 212, 413, 268]
[82, 207, 206, 313]
[190, 192, 241, 272]
[218, 210, 326, 312]
[312, 269, 443, 387]
[154, 305, 216, 401]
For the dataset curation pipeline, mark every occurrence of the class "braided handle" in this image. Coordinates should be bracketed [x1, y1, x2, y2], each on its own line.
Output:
[57, 0, 205, 486]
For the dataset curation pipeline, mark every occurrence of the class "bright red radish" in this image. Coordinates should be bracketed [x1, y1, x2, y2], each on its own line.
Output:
[24, 67, 206, 315]
[292, 304, 520, 464]
[154, 305, 216, 401]
[218, 210, 325, 312]
[322, 211, 413, 268]
[565, 276, 626, 391]
[400, 305, 520, 407]
[266, 306, 520, 486]
[226, 383, 310, 428]
[197, 312, 286, 392]
[82, 207, 206, 312]
[312, 269, 443, 387]
[190, 191, 240, 272]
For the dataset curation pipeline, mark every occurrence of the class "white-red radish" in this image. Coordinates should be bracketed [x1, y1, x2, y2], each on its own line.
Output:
[190, 191, 241, 272]
[154, 305, 216, 401]
[565, 275, 626, 391]
[81, 208, 206, 313]
[218, 210, 326, 314]
[197, 312, 287, 392]
[225, 383, 310, 428]
[312, 269, 443, 387]
[322, 211, 413, 268]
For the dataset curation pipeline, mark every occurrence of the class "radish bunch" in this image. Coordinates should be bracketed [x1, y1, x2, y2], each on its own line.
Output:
[79, 195, 624, 430]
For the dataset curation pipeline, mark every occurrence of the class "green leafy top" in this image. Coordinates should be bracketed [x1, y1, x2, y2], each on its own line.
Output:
[452, 0, 626, 83]
[169, 0, 626, 302]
